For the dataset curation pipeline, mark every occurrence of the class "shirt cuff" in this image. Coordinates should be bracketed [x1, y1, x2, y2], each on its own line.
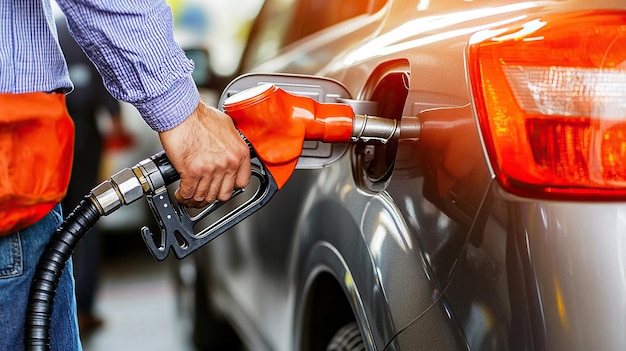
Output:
[134, 75, 200, 133]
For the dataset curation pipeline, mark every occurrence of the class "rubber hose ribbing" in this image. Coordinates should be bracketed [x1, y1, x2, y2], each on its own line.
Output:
[25, 197, 101, 351]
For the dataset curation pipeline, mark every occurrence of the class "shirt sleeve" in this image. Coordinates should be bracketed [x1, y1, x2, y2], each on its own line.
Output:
[54, 0, 199, 132]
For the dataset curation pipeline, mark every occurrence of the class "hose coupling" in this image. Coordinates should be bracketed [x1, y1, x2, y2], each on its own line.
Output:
[89, 156, 167, 216]
[90, 168, 144, 216]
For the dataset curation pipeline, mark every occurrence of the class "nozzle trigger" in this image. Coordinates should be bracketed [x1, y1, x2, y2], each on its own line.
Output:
[140, 159, 278, 261]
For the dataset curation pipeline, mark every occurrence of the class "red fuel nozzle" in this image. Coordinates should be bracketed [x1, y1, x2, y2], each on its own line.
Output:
[223, 83, 418, 189]
[224, 84, 354, 188]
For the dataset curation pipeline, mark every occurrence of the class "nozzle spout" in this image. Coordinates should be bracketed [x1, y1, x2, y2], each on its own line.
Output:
[351, 114, 421, 144]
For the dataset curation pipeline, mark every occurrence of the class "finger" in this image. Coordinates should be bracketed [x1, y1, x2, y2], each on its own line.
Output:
[175, 177, 199, 205]
[190, 175, 212, 207]
[216, 171, 237, 202]
[235, 155, 252, 189]
[203, 172, 224, 205]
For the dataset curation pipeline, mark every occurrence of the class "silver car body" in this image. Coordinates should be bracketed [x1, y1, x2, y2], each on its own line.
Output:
[191, 0, 626, 350]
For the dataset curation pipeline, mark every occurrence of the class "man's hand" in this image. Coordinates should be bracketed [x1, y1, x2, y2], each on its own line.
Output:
[158, 101, 251, 208]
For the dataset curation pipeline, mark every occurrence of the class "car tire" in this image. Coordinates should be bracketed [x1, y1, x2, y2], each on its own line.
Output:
[326, 322, 365, 351]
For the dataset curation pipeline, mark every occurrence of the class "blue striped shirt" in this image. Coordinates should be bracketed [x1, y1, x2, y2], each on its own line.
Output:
[0, 0, 199, 132]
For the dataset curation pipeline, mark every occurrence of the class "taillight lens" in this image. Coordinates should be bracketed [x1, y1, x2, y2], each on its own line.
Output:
[469, 11, 626, 200]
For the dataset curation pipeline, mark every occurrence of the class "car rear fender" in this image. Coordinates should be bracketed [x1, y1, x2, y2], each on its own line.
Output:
[288, 159, 458, 350]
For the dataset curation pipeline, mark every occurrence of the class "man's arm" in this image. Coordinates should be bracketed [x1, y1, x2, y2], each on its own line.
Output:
[55, 0, 250, 205]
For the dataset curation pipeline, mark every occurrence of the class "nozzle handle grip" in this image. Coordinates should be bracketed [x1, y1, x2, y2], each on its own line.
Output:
[141, 153, 278, 261]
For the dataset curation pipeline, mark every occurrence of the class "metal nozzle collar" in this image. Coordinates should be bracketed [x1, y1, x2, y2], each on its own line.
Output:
[135, 157, 166, 192]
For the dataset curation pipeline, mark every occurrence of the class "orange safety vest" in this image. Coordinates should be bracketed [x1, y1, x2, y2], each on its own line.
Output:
[0, 92, 74, 235]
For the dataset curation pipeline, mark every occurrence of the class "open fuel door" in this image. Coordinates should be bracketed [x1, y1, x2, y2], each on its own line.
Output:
[218, 73, 372, 169]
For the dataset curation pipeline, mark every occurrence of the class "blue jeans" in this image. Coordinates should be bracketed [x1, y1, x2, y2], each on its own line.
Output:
[0, 204, 82, 350]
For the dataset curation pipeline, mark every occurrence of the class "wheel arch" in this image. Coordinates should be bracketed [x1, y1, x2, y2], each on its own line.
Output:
[290, 197, 398, 351]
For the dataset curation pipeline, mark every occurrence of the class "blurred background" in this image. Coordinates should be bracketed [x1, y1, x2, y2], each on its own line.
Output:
[52, 0, 264, 349]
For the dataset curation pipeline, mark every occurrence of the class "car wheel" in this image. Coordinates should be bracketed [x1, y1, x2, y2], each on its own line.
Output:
[326, 322, 365, 351]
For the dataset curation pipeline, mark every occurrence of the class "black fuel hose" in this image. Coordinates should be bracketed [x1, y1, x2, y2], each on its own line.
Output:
[24, 151, 178, 350]
[25, 197, 101, 350]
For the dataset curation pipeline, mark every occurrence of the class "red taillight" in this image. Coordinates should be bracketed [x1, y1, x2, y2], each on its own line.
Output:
[469, 11, 626, 200]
